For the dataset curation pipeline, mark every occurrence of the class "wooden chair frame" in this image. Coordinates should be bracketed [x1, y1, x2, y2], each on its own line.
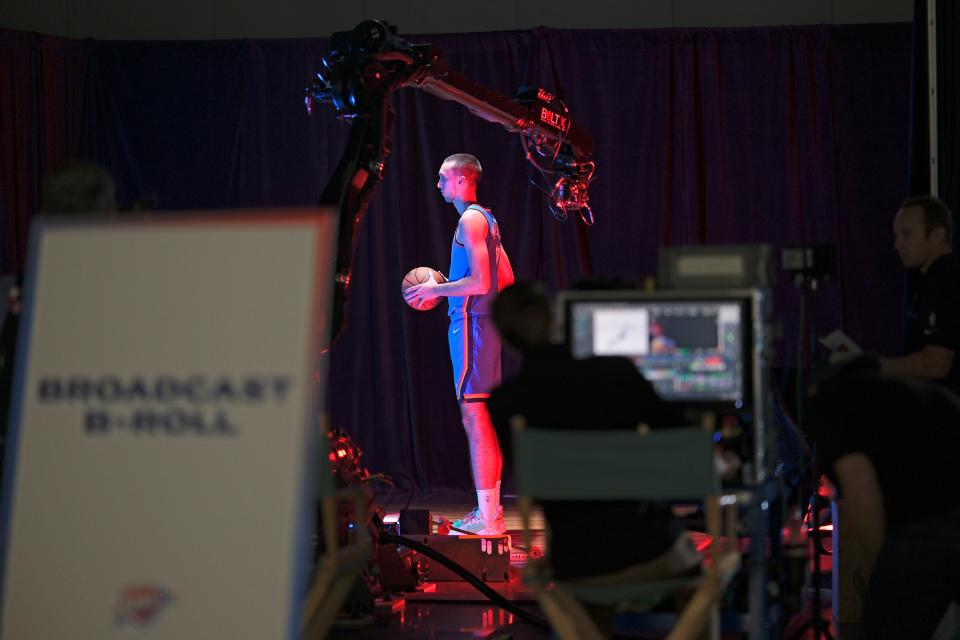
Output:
[512, 418, 741, 640]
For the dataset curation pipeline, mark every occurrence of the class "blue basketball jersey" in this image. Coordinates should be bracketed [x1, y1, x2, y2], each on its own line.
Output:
[448, 204, 506, 317]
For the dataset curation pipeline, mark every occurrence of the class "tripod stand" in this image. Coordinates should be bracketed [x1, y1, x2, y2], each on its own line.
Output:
[785, 264, 835, 640]
[787, 468, 834, 640]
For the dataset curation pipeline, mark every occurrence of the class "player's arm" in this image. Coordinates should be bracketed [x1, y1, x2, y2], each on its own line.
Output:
[404, 210, 490, 304]
[497, 247, 515, 291]
[880, 345, 954, 379]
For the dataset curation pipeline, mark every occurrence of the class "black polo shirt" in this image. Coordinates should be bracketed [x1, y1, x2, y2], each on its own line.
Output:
[904, 253, 960, 395]
[487, 345, 687, 579]
[808, 369, 960, 530]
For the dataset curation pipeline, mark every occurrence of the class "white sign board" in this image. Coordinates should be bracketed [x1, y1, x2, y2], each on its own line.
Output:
[0, 208, 337, 639]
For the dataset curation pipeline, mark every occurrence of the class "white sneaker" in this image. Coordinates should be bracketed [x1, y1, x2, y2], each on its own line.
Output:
[448, 506, 506, 536]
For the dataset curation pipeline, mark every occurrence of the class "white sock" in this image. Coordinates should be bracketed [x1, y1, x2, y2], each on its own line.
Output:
[477, 487, 500, 522]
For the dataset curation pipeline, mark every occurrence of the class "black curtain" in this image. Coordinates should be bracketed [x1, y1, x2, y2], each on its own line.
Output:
[0, 25, 913, 494]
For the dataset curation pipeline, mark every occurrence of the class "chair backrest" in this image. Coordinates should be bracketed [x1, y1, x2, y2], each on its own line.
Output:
[512, 425, 718, 501]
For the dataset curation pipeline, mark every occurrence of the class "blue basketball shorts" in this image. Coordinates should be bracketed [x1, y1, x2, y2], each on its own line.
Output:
[448, 312, 501, 404]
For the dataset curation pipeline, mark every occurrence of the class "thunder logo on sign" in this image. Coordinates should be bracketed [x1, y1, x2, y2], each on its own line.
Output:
[114, 585, 175, 627]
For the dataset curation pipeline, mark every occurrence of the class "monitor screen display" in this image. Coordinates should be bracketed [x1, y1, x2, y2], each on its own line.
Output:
[565, 295, 750, 405]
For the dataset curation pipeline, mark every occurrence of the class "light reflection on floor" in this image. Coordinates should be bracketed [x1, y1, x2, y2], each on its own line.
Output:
[330, 601, 547, 639]
[328, 493, 841, 639]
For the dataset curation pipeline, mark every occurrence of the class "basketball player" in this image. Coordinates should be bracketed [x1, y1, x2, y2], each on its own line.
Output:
[403, 153, 514, 535]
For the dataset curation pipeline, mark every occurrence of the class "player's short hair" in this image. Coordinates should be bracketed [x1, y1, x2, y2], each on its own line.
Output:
[442, 153, 482, 185]
[900, 195, 953, 244]
[491, 282, 552, 353]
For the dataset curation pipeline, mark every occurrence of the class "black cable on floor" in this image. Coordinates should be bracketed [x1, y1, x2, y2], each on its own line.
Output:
[379, 531, 550, 631]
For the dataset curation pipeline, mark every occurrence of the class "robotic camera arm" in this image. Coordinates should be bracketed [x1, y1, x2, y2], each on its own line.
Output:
[306, 20, 596, 222]
[306, 20, 596, 337]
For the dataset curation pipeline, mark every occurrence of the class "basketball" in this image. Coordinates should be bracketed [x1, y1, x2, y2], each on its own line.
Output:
[402, 266, 447, 311]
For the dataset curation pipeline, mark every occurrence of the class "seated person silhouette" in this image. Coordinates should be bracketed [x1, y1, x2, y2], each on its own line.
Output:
[486, 282, 702, 630]
[807, 356, 960, 639]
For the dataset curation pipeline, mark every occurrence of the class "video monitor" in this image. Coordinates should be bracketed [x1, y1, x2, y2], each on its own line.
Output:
[561, 291, 752, 406]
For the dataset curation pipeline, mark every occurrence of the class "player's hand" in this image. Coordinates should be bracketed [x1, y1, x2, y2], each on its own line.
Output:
[402, 272, 439, 306]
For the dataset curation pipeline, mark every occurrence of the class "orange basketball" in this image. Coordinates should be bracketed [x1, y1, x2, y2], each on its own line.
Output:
[402, 266, 447, 311]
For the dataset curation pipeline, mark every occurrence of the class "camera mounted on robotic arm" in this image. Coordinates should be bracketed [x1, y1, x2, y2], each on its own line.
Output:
[305, 21, 431, 122]
[514, 87, 595, 225]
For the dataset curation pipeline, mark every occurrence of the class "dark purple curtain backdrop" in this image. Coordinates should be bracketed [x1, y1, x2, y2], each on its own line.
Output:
[0, 30, 86, 273]
[0, 24, 912, 493]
